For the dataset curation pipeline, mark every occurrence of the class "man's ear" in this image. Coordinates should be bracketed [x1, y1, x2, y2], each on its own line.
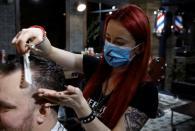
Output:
[36, 105, 51, 124]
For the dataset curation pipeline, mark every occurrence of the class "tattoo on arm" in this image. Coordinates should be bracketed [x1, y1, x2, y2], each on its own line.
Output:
[124, 107, 148, 131]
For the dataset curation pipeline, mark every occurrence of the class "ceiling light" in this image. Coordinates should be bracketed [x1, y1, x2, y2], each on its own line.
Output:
[77, 2, 86, 12]
[112, 6, 116, 10]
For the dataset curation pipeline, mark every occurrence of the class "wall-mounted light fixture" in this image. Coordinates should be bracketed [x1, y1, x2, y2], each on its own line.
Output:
[76, 0, 86, 12]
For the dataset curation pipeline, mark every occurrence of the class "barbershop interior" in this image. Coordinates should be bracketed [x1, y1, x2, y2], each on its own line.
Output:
[0, 0, 195, 131]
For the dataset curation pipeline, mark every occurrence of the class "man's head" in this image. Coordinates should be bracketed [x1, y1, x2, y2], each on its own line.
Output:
[0, 54, 66, 131]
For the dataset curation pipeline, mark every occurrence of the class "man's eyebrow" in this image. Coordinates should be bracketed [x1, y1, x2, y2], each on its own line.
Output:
[0, 100, 17, 108]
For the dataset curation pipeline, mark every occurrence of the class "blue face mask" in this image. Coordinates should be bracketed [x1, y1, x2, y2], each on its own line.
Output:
[103, 40, 138, 67]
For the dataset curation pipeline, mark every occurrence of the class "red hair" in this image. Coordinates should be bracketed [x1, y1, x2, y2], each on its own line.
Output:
[83, 4, 151, 129]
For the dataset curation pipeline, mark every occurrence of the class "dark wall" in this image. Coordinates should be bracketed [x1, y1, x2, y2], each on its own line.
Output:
[0, 0, 17, 54]
[20, 0, 66, 49]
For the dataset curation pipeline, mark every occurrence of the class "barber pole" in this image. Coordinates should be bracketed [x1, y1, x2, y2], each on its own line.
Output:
[156, 10, 165, 36]
[174, 15, 183, 33]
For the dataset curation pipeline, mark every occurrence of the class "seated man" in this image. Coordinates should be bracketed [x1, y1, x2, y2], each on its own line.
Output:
[0, 54, 67, 131]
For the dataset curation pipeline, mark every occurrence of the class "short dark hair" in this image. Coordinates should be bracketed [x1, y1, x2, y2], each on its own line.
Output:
[0, 53, 66, 112]
[0, 54, 66, 91]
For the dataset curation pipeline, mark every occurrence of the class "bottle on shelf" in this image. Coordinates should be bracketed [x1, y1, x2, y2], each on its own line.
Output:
[0, 49, 7, 64]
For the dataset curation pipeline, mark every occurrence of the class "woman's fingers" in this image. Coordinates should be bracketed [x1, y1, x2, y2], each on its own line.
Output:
[38, 91, 66, 104]
[12, 38, 28, 54]
[37, 85, 82, 108]
[65, 85, 81, 94]
[16, 29, 35, 54]
[38, 88, 68, 100]
[12, 31, 21, 44]
[42, 96, 60, 104]
[12, 28, 43, 54]
[38, 85, 79, 96]
[37, 88, 58, 97]
[12, 31, 26, 54]
[40, 92, 74, 107]
[38, 88, 57, 94]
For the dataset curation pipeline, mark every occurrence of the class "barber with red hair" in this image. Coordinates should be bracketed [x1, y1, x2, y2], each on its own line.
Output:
[12, 4, 158, 131]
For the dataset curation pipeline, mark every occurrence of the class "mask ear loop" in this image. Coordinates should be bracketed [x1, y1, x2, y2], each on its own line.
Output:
[133, 42, 144, 55]
[129, 43, 144, 61]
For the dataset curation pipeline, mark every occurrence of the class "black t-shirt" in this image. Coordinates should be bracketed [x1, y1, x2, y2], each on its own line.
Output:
[65, 55, 158, 130]
[83, 55, 158, 118]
